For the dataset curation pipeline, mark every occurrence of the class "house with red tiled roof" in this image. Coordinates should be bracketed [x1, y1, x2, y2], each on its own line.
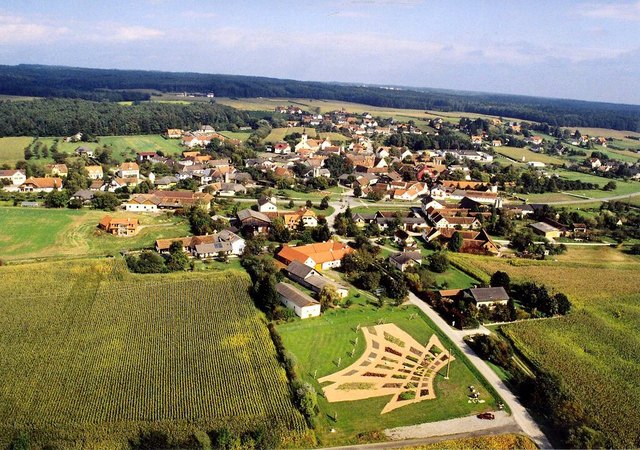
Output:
[19, 177, 63, 193]
[276, 241, 353, 271]
[98, 216, 139, 236]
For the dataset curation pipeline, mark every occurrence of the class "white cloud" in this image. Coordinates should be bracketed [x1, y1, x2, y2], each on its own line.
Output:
[0, 13, 69, 43]
[106, 26, 164, 42]
[581, 1, 640, 21]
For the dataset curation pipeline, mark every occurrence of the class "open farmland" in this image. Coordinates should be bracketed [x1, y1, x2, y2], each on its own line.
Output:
[0, 207, 190, 262]
[494, 146, 565, 165]
[0, 137, 34, 165]
[0, 261, 309, 448]
[278, 302, 500, 447]
[449, 249, 640, 448]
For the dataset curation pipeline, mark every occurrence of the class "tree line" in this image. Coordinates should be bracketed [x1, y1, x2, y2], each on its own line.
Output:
[0, 98, 250, 137]
[1, 64, 639, 131]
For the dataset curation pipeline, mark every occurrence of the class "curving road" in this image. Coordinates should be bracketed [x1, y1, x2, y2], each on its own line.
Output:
[407, 292, 552, 449]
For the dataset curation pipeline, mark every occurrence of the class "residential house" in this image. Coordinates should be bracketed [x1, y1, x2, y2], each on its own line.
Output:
[423, 228, 499, 255]
[71, 189, 96, 205]
[236, 209, 272, 234]
[118, 162, 140, 179]
[45, 164, 68, 178]
[389, 251, 423, 272]
[85, 165, 104, 180]
[0, 169, 26, 186]
[75, 146, 93, 157]
[274, 208, 318, 229]
[98, 216, 139, 236]
[124, 194, 161, 212]
[19, 177, 63, 193]
[154, 176, 178, 190]
[438, 286, 509, 309]
[257, 196, 278, 213]
[276, 282, 321, 319]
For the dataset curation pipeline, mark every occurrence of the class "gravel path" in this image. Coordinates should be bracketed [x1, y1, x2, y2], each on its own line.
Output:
[384, 411, 515, 440]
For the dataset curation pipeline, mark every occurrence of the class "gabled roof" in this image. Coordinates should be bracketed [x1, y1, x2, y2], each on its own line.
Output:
[22, 177, 63, 189]
[469, 287, 509, 303]
[237, 209, 271, 223]
[277, 241, 352, 265]
[286, 261, 317, 280]
[276, 282, 319, 308]
[389, 251, 423, 265]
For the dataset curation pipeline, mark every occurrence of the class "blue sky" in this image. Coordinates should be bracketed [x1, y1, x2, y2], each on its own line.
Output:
[0, 0, 639, 104]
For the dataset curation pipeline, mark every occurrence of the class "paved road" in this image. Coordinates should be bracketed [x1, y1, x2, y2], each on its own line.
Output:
[407, 292, 552, 449]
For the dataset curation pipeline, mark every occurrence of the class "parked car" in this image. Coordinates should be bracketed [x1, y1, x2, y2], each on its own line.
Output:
[477, 412, 495, 420]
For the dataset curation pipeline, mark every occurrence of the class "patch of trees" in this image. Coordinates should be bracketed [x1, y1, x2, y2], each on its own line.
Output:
[515, 171, 599, 194]
[0, 98, 249, 137]
[465, 333, 608, 449]
[342, 245, 408, 304]
[125, 242, 190, 274]
[508, 229, 567, 259]
[3, 64, 639, 130]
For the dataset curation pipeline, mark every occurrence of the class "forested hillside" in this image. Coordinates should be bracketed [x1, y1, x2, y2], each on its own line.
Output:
[0, 99, 249, 136]
[1, 64, 639, 131]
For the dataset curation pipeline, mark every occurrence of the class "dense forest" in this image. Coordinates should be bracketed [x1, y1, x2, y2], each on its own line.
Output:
[0, 99, 249, 136]
[0, 65, 639, 131]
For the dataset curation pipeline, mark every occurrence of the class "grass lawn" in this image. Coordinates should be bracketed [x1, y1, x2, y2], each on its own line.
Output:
[0, 137, 36, 165]
[0, 207, 189, 261]
[278, 303, 499, 446]
[552, 170, 640, 198]
[98, 135, 183, 161]
[433, 266, 479, 290]
[495, 146, 565, 165]
[217, 130, 253, 141]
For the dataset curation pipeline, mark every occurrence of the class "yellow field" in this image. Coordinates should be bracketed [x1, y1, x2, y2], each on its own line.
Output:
[0, 137, 35, 165]
[215, 97, 520, 124]
[402, 433, 537, 450]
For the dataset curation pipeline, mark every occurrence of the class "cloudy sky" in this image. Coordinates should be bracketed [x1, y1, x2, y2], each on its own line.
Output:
[0, 0, 639, 104]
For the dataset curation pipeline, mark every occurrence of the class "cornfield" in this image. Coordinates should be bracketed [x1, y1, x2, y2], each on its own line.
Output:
[0, 260, 308, 447]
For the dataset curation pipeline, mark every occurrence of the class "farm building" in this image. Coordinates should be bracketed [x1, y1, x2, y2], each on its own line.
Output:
[276, 282, 321, 319]
[277, 241, 353, 271]
[284, 261, 349, 298]
[529, 222, 562, 239]
[98, 216, 139, 237]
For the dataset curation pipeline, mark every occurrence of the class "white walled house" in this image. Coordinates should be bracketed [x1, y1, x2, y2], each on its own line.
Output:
[257, 196, 278, 213]
[276, 282, 321, 319]
[0, 170, 26, 186]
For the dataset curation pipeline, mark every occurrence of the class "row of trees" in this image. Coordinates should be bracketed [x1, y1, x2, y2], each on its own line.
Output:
[3, 64, 638, 130]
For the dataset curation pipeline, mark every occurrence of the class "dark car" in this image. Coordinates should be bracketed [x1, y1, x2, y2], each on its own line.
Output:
[477, 412, 495, 420]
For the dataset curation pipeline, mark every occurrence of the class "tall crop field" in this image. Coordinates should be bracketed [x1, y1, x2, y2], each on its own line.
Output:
[0, 260, 309, 448]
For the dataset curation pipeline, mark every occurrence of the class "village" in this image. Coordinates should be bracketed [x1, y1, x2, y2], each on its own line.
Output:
[3, 103, 637, 327]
